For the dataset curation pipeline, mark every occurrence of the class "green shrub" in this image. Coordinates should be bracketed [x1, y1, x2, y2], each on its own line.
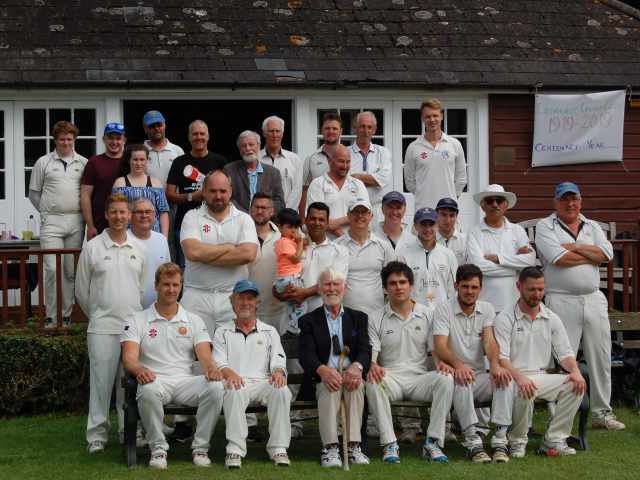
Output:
[0, 332, 89, 416]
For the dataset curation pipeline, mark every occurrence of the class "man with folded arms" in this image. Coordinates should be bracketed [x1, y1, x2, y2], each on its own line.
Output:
[121, 262, 224, 469]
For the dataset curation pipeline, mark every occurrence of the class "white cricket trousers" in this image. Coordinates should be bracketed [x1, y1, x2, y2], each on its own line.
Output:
[545, 291, 611, 418]
[316, 382, 365, 446]
[86, 333, 124, 444]
[40, 213, 84, 319]
[137, 375, 224, 452]
[223, 380, 292, 457]
[452, 373, 514, 448]
[510, 373, 584, 446]
[181, 287, 234, 337]
[365, 371, 454, 446]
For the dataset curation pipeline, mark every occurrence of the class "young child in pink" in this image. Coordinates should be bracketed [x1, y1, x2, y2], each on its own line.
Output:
[274, 208, 306, 332]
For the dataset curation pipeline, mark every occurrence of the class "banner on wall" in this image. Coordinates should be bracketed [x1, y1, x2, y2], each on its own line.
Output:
[531, 90, 625, 167]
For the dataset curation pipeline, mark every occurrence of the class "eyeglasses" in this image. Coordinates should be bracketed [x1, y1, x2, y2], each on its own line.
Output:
[331, 334, 341, 356]
[133, 210, 154, 216]
[484, 197, 506, 205]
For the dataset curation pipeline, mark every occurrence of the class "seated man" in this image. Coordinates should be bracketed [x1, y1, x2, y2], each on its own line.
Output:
[433, 264, 513, 463]
[214, 280, 292, 469]
[121, 262, 224, 470]
[493, 266, 587, 458]
[299, 268, 371, 468]
[366, 261, 454, 464]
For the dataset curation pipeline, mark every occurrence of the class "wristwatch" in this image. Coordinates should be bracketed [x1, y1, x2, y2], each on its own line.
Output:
[352, 362, 363, 371]
[187, 192, 193, 202]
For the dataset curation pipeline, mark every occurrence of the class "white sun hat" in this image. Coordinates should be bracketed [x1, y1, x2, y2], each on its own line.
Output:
[473, 184, 517, 209]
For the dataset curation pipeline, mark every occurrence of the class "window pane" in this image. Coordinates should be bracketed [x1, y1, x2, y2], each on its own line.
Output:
[0, 111, 4, 138]
[25, 139, 47, 167]
[24, 109, 46, 136]
[367, 109, 384, 132]
[402, 109, 421, 136]
[49, 109, 72, 133]
[458, 137, 467, 158]
[373, 137, 384, 147]
[75, 138, 96, 159]
[317, 138, 323, 148]
[317, 109, 337, 134]
[24, 170, 31, 197]
[0, 141, 4, 169]
[74, 109, 96, 136]
[340, 138, 352, 147]
[49, 139, 55, 152]
[446, 109, 467, 135]
[0, 172, 4, 199]
[339, 109, 359, 136]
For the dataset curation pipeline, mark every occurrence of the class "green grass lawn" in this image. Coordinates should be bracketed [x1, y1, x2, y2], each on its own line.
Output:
[0, 408, 639, 480]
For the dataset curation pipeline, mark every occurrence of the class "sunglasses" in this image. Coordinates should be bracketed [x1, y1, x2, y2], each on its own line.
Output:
[484, 197, 507, 205]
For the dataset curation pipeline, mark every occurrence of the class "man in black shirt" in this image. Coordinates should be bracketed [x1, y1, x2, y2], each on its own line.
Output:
[166, 120, 227, 268]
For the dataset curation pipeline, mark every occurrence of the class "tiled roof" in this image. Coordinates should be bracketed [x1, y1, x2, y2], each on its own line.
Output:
[1, 0, 639, 88]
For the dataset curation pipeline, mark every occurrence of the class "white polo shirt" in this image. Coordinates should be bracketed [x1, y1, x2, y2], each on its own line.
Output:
[335, 233, 396, 317]
[349, 142, 392, 206]
[29, 151, 87, 214]
[301, 237, 349, 312]
[368, 302, 433, 375]
[121, 304, 210, 377]
[75, 230, 145, 334]
[433, 297, 495, 373]
[403, 132, 467, 210]
[248, 222, 288, 335]
[302, 147, 331, 186]
[144, 139, 184, 186]
[259, 148, 303, 209]
[466, 218, 536, 313]
[436, 227, 467, 266]
[372, 221, 416, 252]
[181, 204, 259, 291]
[213, 319, 287, 382]
[493, 302, 574, 375]
[306, 173, 369, 224]
[399, 238, 458, 310]
[535, 213, 613, 296]
[129, 230, 171, 309]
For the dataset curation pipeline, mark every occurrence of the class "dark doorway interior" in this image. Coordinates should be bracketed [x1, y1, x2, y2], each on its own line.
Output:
[123, 99, 293, 162]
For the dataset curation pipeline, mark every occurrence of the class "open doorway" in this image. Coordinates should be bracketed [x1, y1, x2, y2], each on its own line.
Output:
[123, 99, 293, 162]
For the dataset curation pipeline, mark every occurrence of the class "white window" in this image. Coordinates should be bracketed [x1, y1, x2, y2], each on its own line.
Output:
[315, 108, 386, 147]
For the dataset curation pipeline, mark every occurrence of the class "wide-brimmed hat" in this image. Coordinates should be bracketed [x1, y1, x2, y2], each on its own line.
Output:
[473, 184, 517, 209]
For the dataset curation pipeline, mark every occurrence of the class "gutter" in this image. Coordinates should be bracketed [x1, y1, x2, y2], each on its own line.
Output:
[601, 0, 640, 20]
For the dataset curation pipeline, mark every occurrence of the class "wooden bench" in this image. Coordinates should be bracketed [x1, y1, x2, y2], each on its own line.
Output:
[609, 311, 640, 408]
[122, 334, 590, 466]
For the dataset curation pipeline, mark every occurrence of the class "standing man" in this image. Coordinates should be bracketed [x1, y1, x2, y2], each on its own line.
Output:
[306, 144, 369, 239]
[81, 122, 126, 240]
[404, 98, 467, 211]
[299, 268, 371, 468]
[299, 112, 343, 216]
[372, 191, 416, 252]
[180, 170, 259, 336]
[224, 130, 285, 214]
[366, 261, 454, 464]
[349, 111, 392, 222]
[466, 184, 535, 314]
[29, 120, 87, 329]
[535, 182, 624, 430]
[400, 208, 458, 310]
[214, 280, 292, 469]
[75, 193, 146, 454]
[166, 120, 227, 268]
[335, 199, 395, 319]
[494, 267, 587, 457]
[436, 197, 467, 265]
[143, 110, 184, 186]
[260, 116, 303, 209]
[433, 264, 514, 463]
[247, 192, 288, 335]
[129, 198, 171, 309]
[121, 262, 224, 469]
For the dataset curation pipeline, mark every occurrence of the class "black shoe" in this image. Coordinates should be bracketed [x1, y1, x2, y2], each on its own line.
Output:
[247, 425, 264, 443]
[171, 422, 193, 443]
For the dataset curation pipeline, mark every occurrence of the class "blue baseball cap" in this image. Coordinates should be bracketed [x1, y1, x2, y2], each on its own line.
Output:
[414, 207, 438, 224]
[382, 191, 406, 206]
[103, 122, 125, 136]
[233, 279, 260, 296]
[435, 197, 458, 212]
[143, 110, 166, 127]
[555, 182, 581, 199]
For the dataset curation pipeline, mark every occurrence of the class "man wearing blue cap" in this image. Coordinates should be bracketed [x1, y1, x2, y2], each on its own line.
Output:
[372, 191, 416, 252]
[399, 207, 458, 310]
[213, 279, 291, 469]
[143, 110, 184, 186]
[535, 182, 624, 431]
[436, 197, 467, 265]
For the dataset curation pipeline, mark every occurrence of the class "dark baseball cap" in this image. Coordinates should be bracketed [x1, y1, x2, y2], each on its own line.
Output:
[555, 182, 581, 199]
[382, 191, 406, 206]
[143, 110, 165, 127]
[435, 197, 459, 212]
[103, 122, 125, 136]
[414, 207, 438, 224]
[233, 279, 260, 296]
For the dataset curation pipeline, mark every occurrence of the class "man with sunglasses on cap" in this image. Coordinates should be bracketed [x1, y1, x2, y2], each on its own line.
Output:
[535, 182, 624, 431]
[466, 184, 535, 314]
[143, 110, 184, 186]
[436, 197, 467, 265]
[299, 267, 371, 467]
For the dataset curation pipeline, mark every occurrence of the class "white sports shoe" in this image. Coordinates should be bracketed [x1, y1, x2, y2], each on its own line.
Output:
[321, 445, 342, 468]
[593, 413, 626, 431]
[149, 449, 167, 469]
[509, 441, 527, 459]
[87, 441, 105, 454]
[192, 450, 211, 467]
[225, 453, 242, 469]
[348, 443, 370, 465]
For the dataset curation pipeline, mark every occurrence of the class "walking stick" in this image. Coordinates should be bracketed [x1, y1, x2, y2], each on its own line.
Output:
[338, 346, 350, 471]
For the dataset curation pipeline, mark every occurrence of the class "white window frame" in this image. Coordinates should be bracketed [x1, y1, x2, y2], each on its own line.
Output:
[0, 102, 15, 232]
